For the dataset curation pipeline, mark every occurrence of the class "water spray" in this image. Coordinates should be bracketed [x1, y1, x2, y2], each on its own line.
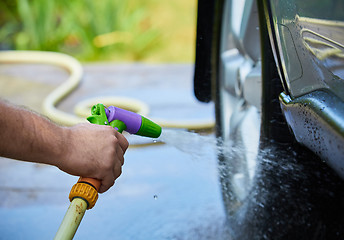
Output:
[54, 104, 161, 240]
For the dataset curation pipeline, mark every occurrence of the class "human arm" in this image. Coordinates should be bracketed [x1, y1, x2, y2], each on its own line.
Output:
[0, 100, 128, 193]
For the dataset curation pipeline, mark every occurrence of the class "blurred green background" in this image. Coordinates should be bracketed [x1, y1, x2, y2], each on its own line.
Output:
[0, 0, 196, 62]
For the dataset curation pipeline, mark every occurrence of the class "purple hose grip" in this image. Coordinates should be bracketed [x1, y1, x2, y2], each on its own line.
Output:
[105, 106, 142, 134]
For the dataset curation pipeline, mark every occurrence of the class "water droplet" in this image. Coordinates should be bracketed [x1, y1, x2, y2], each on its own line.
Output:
[153, 195, 158, 200]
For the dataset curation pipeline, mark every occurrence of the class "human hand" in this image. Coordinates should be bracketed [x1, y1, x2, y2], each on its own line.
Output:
[58, 123, 129, 193]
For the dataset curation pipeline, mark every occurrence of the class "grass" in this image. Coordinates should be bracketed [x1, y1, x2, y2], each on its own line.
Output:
[0, 0, 197, 62]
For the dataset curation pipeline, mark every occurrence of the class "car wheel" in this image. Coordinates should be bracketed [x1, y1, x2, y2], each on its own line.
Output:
[215, 0, 344, 239]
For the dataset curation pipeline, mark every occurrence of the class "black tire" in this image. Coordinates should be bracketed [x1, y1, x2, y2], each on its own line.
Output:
[215, 1, 344, 239]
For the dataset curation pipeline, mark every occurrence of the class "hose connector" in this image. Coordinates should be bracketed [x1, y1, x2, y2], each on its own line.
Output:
[69, 178, 100, 209]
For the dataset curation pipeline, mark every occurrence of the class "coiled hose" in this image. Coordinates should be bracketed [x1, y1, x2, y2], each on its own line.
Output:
[0, 50, 214, 130]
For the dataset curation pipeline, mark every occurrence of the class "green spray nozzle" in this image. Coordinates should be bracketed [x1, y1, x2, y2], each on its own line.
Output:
[87, 104, 162, 138]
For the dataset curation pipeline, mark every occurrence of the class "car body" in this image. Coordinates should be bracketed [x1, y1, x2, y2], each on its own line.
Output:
[194, 0, 344, 239]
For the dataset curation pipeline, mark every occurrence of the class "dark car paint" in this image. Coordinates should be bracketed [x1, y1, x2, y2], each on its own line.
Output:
[193, 0, 221, 103]
[193, 0, 344, 177]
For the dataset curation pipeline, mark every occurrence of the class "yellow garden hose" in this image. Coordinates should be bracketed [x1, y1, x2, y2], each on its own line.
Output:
[0, 50, 214, 130]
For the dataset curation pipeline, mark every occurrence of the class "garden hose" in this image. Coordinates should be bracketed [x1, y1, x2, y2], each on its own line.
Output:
[0, 51, 213, 239]
[0, 50, 214, 130]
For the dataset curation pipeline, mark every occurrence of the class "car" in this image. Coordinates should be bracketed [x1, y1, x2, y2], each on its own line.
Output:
[193, 0, 344, 239]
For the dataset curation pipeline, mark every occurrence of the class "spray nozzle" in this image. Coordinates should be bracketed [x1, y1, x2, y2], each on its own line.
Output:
[87, 104, 161, 138]
[87, 104, 109, 125]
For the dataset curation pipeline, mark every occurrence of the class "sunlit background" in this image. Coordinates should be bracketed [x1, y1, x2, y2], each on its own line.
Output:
[0, 0, 196, 62]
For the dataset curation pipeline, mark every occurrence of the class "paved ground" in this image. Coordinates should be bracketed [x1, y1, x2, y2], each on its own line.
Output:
[0, 63, 227, 239]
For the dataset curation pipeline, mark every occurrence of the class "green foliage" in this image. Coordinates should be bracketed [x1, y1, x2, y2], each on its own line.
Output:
[0, 0, 163, 61]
